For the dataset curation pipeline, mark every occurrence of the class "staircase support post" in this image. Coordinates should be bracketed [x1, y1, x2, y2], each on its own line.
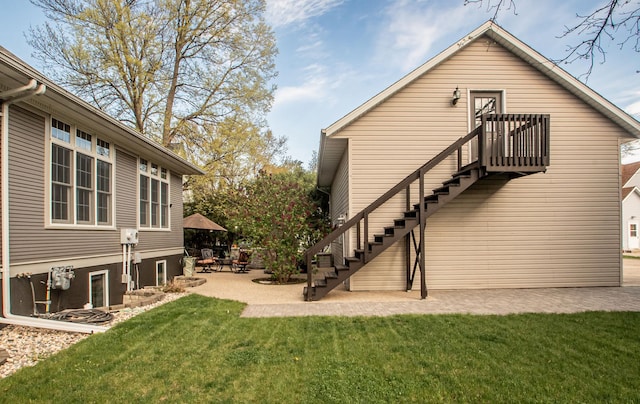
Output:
[405, 186, 411, 291]
[419, 170, 427, 299]
[305, 253, 313, 301]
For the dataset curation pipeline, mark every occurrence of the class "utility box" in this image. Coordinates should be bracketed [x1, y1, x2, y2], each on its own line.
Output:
[183, 257, 197, 277]
[121, 228, 139, 244]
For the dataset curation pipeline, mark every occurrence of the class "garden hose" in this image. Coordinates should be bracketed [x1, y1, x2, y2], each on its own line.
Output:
[46, 309, 114, 324]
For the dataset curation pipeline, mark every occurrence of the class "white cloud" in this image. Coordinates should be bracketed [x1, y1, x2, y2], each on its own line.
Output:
[266, 0, 344, 28]
[626, 100, 640, 119]
[273, 64, 332, 107]
[374, 1, 477, 72]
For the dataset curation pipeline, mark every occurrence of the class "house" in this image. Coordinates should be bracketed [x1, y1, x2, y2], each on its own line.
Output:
[621, 162, 640, 251]
[304, 21, 640, 301]
[0, 46, 204, 332]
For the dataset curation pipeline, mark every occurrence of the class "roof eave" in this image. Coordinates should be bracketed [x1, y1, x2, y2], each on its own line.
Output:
[323, 21, 640, 139]
[0, 46, 205, 176]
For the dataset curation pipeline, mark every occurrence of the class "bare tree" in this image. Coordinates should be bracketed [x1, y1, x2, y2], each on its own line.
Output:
[465, 0, 640, 79]
[464, 0, 517, 21]
[28, 0, 278, 148]
[622, 139, 640, 158]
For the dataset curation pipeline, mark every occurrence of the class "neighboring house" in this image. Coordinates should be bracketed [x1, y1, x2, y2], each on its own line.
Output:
[621, 162, 640, 251]
[304, 21, 640, 301]
[0, 46, 204, 332]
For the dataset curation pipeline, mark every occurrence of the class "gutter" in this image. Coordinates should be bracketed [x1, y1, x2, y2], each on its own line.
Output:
[0, 80, 106, 333]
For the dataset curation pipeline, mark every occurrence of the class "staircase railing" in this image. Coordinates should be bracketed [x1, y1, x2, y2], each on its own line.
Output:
[305, 114, 550, 300]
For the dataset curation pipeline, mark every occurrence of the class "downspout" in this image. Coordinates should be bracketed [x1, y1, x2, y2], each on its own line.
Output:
[0, 80, 106, 333]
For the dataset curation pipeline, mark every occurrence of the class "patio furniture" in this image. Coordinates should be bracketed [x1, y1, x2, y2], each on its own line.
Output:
[197, 248, 218, 272]
[218, 257, 233, 272]
[232, 250, 250, 273]
[232, 260, 249, 273]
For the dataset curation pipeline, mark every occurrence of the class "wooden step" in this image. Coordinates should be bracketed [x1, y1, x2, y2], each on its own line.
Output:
[432, 185, 450, 195]
[323, 270, 338, 279]
[404, 210, 418, 219]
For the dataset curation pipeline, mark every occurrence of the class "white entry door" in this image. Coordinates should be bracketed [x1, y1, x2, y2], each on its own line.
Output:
[470, 91, 503, 162]
[629, 222, 640, 250]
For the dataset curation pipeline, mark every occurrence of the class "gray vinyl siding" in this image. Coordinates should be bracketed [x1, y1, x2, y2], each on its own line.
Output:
[115, 149, 137, 229]
[7, 105, 47, 262]
[337, 35, 624, 291]
[0, 113, 3, 262]
[7, 105, 121, 264]
[6, 106, 184, 268]
[137, 172, 184, 251]
[330, 150, 349, 266]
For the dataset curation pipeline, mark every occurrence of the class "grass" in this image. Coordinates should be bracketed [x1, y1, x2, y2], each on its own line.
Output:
[1, 294, 639, 403]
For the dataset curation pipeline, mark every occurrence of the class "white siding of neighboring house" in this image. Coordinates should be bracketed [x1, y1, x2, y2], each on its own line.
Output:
[622, 190, 640, 251]
[330, 35, 627, 291]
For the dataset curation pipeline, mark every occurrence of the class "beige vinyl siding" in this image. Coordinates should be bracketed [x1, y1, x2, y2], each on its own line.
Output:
[339, 35, 623, 291]
[330, 150, 349, 265]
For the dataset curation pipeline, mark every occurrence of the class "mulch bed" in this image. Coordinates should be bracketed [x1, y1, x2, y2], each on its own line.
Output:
[251, 277, 307, 285]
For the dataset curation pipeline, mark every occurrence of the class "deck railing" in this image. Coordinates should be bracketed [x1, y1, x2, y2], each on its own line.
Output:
[305, 114, 549, 300]
[481, 114, 550, 172]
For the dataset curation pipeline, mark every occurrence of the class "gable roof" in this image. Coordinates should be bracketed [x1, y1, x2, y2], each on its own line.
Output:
[0, 46, 204, 176]
[623, 187, 635, 201]
[622, 161, 640, 188]
[317, 20, 640, 187]
[623, 186, 640, 203]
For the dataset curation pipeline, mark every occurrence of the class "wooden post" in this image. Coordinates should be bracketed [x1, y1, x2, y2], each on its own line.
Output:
[405, 185, 411, 291]
[419, 170, 427, 299]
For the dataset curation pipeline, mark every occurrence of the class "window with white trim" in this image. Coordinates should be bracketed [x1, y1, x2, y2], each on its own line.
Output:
[139, 159, 170, 229]
[89, 270, 109, 308]
[49, 118, 113, 226]
[156, 260, 167, 286]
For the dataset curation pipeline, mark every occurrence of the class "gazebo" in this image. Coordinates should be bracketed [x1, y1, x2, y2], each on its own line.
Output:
[183, 213, 227, 232]
[183, 213, 227, 257]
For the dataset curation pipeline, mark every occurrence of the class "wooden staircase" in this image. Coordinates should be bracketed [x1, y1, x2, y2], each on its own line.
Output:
[303, 114, 550, 301]
[304, 164, 483, 301]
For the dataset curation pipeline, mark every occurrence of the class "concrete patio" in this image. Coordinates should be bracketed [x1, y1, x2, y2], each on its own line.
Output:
[186, 258, 640, 318]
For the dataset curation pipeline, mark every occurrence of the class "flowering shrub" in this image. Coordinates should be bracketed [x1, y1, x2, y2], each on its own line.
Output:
[229, 172, 328, 283]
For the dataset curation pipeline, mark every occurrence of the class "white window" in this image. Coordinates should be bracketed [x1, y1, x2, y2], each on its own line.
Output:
[139, 159, 170, 229]
[49, 118, 113, 226]
[89, 270, 109, 308]
[631, 224, 638, 238]
[156, 260, 167, 286]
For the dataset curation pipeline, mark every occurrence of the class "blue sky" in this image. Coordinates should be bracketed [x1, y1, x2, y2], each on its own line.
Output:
[1, 1, 639, 165]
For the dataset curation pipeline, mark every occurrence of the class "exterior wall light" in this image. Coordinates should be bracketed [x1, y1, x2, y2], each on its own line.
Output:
[451, 86, 461, 106]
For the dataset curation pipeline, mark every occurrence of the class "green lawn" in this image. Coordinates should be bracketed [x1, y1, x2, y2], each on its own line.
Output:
[1, 294, 639, 403]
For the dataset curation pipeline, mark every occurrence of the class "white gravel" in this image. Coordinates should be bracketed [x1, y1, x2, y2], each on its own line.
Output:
[0, 292, 188, 379]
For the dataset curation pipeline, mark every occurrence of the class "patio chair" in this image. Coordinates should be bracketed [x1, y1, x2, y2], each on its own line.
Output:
[197, 248, 217, 272]
[232, 250, 250, 273]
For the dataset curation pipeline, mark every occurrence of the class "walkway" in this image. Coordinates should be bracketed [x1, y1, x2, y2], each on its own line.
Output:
[189, 258, 640, 318]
